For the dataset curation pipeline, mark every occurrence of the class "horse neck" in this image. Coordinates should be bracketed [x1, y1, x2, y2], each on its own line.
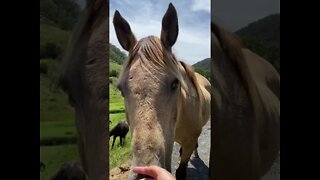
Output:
[212, 44, 262, 132]
[213, 56, 250, 107]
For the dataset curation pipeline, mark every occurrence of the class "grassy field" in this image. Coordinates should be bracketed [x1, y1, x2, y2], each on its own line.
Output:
[110, 61, 123, 74]
[40, 144, 80, 180]
[40, 121, 77, 140]
[109, 84, 125, 113]
[40, 60, 75, 122]
[40, 22, 70, 49]
[108, 56, 132, 169]
[109, 113, 132, 169]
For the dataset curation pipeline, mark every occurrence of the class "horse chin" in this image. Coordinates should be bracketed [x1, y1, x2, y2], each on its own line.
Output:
[127, 169, 152, 180]
[128, 172, 153, 180]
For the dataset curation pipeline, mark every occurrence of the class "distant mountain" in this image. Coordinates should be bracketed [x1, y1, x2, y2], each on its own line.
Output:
[109, 43, 127, 65]
[192, 58, 211, 80]
[236, 14, 280, 45]
[236, 14, 280, 72]
[192, 58, 210, 71]
[40, 0, 81, 31]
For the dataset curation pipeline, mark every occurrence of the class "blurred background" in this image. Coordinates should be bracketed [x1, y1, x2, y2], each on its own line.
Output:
[213, 0, 280, 73]
[40, 0, 85, 179]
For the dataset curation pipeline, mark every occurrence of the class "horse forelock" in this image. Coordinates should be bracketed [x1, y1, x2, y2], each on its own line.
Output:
[118, 36, 188, 92]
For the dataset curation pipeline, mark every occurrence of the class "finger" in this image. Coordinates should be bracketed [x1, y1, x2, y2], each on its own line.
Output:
[133, 166, 158, 177]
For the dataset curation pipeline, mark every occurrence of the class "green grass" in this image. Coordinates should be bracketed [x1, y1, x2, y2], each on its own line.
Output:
[109, 85, 125, 113]
[110, 61, 123, 74]
[40, 121, 77, 140]
[40, 70, 74, 122]
[40, 22, 70, 48]
[109, 113, 132, 169]
[40, 144, 80, 180]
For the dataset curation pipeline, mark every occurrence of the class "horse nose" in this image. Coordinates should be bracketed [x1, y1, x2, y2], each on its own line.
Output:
[129, 172, 153, 180]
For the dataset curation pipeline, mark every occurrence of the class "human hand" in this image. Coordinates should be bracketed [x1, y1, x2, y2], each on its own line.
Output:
[133, 166, 176, 180]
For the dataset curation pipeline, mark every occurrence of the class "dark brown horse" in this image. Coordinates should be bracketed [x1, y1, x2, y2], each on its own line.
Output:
[210, 23, 280, 180]
[110, 119, 129, 148]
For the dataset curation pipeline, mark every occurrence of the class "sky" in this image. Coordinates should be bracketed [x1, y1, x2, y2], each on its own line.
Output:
[212, 0, 280, 32]
[109, 0, 211, 65]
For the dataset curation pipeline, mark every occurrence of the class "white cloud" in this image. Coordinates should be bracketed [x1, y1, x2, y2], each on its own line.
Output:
[190, 0, 210, 13]
[110, 0, 210, 65]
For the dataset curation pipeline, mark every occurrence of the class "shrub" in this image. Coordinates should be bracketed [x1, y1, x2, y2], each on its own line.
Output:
[110, 70, 119, 77]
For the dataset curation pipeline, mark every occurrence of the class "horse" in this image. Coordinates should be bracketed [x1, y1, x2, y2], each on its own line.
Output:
[113, 3, 211, 180]
[50, 161, 86, 180]
[110, 119, 129, 148]
[58, 0, 109, 179]
[210, 22, 280, 180]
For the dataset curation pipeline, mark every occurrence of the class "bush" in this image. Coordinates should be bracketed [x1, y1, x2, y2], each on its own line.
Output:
[110, 70, 119, 77]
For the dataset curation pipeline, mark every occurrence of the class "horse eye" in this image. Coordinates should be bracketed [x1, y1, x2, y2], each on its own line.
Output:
[171, 79, 179, 91]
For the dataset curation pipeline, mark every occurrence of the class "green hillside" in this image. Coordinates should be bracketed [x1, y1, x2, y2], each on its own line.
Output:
[236, 14, 280, 44]
[193, 58, 210, 71]
[236, 14, 280, 72]
[110, 43, 127, 64]
[40, 0, 81, 31]
[108, 44, 131, 169]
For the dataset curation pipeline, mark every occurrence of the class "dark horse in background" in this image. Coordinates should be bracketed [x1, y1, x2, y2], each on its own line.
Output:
[210, 23, 280, 180]
[110, 119, 129, 148]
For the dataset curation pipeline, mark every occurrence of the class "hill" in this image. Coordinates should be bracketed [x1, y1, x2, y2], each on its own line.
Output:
[236, 14, 280, 44]
[193, 58, 210, 71]
[236, 14, 280, 72]
[110, 44, 127, 65]
[40, 0, 81, 31]
[192, 58, 210, 80]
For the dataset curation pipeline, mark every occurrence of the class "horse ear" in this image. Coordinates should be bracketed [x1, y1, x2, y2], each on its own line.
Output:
[113, 10, 137, 51]
[161, 3, 179, 49]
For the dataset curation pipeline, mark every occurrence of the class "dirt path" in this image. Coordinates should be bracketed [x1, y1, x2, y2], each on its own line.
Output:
[170, 119, 279, 180]
[170, 120, 211, 179]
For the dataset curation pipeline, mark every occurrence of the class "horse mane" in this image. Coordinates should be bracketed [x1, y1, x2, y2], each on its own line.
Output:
[212, 23, 261, 119]
[179, 61, 202, 99]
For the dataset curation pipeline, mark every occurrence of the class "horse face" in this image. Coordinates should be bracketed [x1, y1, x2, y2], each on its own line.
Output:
[113, 3, 180, 179]
[122, 56, 180, 166]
